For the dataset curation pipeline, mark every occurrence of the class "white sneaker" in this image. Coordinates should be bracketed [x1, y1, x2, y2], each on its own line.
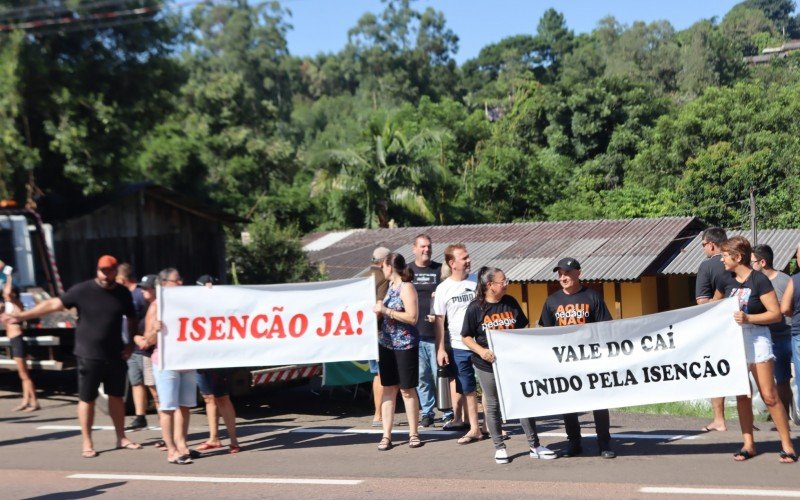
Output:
[494, 448, 509, 464]
[530, 445, 557, 460]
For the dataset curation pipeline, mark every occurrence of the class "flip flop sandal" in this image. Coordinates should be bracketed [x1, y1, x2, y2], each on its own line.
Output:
[195, 442, 222, 452]
[457, 435, 483, 445]
[229, 445, 241, 454]
[117, 442, 143, 450]
[779, 451, 798, 463]
[169, 456, 193, 465]
[408, 434, 422, 448]
[81, 449, 98, 458]
[733, 449, 756, 461]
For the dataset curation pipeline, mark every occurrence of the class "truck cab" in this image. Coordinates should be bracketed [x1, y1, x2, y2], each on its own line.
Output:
[0, 205, 76, 370]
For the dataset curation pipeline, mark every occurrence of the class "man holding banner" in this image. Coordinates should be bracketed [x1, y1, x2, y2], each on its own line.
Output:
[538, 257, 616, 459]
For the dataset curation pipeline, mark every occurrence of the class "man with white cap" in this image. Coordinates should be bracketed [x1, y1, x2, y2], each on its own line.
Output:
[361, 246, 391, 426]
[538, 257, 615, 459]
[3, 254, 141, 458]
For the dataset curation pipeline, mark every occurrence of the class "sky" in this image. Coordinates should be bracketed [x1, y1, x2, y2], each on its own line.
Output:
[283, 0, 745, 64]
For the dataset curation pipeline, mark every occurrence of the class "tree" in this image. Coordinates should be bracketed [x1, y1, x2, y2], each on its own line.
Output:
[311, 112, 451, 228]
[227, 215, 322, 284]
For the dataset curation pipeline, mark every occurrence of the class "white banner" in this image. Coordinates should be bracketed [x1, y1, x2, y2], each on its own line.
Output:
[489, 298, 750, 419]
[159, 278, 378, 370]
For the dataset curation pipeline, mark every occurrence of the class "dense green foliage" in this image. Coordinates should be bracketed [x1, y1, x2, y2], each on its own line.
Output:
[2, 0, 800, 279]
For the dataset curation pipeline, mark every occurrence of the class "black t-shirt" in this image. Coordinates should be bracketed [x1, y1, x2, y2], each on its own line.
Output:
[696, 255, 732, 301]
[716, 270, 774, 315]
[461, 295, 528, 372]
[60, 280, 136, 360]
[409, 261, 442, 339]
[538, 286, 612, 327]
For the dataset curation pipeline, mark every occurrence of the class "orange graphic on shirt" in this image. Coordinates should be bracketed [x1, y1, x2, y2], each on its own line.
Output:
[554, 303, 590, 326]
[481, 311, 516, 331]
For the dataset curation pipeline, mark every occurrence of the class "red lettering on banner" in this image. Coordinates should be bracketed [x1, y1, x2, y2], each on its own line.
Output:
[251, 314, 269, 338]
[191, 317, 206, 341]
[268, 314, 286, 339]
[208, 316, 226, 340]
[172, 309, 367, 342]
[228, 315, 249, 340]
[334, 311, 354, 335]
[317, 312, 334, 336]
[177, 317, 190, 342]
[289, 314, 308, 338]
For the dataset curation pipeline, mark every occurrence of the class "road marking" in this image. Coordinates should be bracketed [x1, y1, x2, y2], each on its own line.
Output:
[68, 473, 361, 486]
[39, 425, 696, 441]
[290, 428, 696, 441]
[641, 486, 800, 497]
[538, 431, 699, 441]
[290, 428, 460, 435]
[38, 425, 161, 431]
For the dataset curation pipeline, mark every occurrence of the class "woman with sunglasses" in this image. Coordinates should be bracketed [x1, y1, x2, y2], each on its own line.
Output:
[461, 266, 557, 464]
[712, 236, 797, 463]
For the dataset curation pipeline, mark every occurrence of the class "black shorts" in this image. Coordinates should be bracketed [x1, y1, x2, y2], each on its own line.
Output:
[77, 356, 128, 403]
[197, 368, 233, 397]
[378, 344, 419, 389]
[9, 335, 25, 358]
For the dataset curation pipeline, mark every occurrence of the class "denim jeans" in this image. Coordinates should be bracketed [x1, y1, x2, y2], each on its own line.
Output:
[418, 338, 453, 420]
[791, 335, 800, 413]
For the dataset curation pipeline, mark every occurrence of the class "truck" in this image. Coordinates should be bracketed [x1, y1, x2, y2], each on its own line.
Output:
[0, 204, 76, 370]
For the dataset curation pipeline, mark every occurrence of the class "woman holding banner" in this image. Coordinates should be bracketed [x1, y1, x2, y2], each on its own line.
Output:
[372, 252, 421, 451]
[461, 266, 557, 464]
[713, 236, 797, 463]
[137, 268, 198, 465]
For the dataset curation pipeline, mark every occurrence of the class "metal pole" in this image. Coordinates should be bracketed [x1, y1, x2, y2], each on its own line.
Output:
[749, 186, 757, 245]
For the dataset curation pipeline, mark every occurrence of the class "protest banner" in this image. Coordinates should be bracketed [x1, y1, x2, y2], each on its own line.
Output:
[489, 298, 750, 419]
[158, 277, 378, 370]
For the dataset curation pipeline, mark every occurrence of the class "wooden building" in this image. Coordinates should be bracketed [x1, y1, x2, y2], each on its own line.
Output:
[51, 183, 242, 288]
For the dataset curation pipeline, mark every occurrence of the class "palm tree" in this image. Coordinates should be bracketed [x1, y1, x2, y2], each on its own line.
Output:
[311, 112, 451, 228]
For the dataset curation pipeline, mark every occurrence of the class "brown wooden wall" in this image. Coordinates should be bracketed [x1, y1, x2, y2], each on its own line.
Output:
[53, 191, 227, 289]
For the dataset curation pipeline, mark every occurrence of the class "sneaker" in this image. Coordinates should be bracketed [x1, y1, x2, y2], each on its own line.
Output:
[125, 416, 147, 431]
[494, 448, 509, 464]
[420, 415, 435, 428]
[600, 449, 616, 459]
[530, 445, 557, 460]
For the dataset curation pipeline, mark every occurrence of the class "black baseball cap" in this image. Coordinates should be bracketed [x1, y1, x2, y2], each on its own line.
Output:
[137, 274, 158, 289]
[553, 257, 581, 272]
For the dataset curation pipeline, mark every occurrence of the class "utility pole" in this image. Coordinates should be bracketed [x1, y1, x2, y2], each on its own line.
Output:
[749, 186, 757, 245]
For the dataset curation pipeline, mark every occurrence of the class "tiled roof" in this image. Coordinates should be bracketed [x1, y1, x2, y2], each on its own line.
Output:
[662, 229, 800, 275]
[303, 217, 702, 282]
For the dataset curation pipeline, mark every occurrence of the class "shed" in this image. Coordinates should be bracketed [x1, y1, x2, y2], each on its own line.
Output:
[302, 217, 704, 325]
[51, 183, 243, 288]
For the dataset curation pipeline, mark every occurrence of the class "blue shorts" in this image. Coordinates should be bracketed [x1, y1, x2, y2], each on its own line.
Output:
[452, 348, 477, 395]
[772, 334, 792, 383]
[127, 354, 145, 386]
[154, 368, 197, 411]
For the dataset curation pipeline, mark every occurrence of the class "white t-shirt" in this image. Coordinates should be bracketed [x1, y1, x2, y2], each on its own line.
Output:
[433, 276, 477, 351]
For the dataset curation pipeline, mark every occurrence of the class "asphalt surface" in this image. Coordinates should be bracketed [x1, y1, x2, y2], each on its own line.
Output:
[2, 370, 800, 499]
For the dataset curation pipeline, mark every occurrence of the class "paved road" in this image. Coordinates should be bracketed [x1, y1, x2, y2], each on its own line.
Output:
[2, 370, 800, 498]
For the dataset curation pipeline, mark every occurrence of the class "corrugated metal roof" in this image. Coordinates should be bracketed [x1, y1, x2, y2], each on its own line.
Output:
[305, 216, 701, 282]
[662, 229, 800, 275]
